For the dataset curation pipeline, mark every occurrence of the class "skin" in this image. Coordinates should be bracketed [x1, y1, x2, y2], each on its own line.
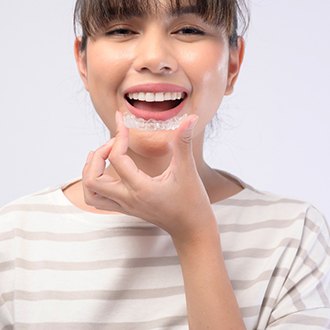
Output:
[67, 3, 246, 329]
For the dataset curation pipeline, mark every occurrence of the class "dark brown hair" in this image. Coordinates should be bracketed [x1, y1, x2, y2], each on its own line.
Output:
[74, 0, 249, 51]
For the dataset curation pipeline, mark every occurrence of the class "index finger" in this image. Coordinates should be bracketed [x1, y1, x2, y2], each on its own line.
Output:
[83, 139, 115, 182]
[108, 111, 143, 186]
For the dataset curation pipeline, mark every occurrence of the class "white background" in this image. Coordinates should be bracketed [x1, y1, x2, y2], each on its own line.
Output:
[0, 0, 329, 220]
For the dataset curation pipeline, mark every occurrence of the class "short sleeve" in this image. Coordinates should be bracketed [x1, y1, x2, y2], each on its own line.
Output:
[267, 206, 330, 329]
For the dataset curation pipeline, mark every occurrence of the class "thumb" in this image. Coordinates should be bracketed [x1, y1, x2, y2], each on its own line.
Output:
[172, 114, 199, 165]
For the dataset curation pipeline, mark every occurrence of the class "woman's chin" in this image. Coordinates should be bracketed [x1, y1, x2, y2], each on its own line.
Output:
[128, 129, 175, 158]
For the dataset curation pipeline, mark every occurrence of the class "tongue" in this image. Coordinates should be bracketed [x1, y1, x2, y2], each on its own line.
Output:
[133, 100, 178, 111]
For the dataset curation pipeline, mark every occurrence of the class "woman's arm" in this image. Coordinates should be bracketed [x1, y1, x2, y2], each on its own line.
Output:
[174, 230, 245, 329]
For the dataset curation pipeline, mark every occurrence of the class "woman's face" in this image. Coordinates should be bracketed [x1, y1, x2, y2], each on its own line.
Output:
[75, 2, 243, 157]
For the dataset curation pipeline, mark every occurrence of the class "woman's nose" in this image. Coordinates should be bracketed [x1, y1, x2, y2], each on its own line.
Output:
[133, 30, 178, 75]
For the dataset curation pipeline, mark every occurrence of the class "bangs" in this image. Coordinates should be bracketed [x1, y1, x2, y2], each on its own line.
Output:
[74, 0, 248, 48]
[75, 0, 158, 37]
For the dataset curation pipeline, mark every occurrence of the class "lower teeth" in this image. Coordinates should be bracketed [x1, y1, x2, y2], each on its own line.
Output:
[123, 113, 187, 131]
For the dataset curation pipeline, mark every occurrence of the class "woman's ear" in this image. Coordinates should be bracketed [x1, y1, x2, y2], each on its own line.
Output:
[74, 38, 89, 91]
[225, 37, 245, 95]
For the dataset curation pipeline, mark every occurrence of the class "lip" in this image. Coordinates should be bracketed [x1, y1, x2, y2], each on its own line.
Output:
[123, 83, 189, 121]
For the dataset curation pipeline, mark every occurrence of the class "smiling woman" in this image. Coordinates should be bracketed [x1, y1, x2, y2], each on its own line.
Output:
[0, 0, 329, 329]
[73, 0, 245, 163]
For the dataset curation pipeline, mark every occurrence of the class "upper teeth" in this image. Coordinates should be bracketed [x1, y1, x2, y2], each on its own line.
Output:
[127, 92, 184, 102]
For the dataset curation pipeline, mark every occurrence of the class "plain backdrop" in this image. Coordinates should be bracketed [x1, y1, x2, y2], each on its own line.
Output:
[1, 0, 329, 220]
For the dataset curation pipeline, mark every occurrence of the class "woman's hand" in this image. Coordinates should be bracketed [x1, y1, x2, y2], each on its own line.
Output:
[82, 111, 217, 243]
[82, 112, 246, 329]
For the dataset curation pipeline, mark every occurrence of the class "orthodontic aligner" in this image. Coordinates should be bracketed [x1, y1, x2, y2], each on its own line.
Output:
[123, 113, 187, 131]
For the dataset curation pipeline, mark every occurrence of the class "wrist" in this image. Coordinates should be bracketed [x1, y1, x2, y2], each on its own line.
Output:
[173, 225, 222, 260]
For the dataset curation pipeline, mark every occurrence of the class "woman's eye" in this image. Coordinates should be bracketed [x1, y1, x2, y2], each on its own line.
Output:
[106, 28, 136, 36]
[176, 27, 205, 35]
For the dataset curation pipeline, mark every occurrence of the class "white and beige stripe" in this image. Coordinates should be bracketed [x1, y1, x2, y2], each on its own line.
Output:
[0, 182, 329, 329]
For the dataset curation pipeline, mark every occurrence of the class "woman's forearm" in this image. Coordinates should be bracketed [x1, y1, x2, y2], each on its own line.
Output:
[174, 227, 246, 330]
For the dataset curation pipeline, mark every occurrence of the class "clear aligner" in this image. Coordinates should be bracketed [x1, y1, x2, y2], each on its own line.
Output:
[123, 113, 187, 131]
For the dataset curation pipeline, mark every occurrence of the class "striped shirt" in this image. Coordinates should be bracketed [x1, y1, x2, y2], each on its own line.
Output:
[0, 177, 329, 329]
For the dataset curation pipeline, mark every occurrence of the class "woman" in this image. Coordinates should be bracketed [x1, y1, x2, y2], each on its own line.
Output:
[1, 0, 329, 329]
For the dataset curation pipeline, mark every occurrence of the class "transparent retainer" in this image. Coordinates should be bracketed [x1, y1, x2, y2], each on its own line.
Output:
[123, 112, 187, 131]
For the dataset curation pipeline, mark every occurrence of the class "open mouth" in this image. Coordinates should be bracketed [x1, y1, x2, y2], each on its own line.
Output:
[125, 91, 186, 112]
[123, 90, 188, 130]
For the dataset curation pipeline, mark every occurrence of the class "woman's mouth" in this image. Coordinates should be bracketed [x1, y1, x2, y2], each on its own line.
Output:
[126, 91, 185, 112]
[124, 91, 187, 121]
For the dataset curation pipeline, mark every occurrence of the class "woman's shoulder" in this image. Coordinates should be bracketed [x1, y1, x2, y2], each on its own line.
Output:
[0, 179, 79, 229]
[1, 185, 60, 210]
[2, 188, 50, 210]
[214, 171, 328, 235]
[217, 170, 312, 210]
